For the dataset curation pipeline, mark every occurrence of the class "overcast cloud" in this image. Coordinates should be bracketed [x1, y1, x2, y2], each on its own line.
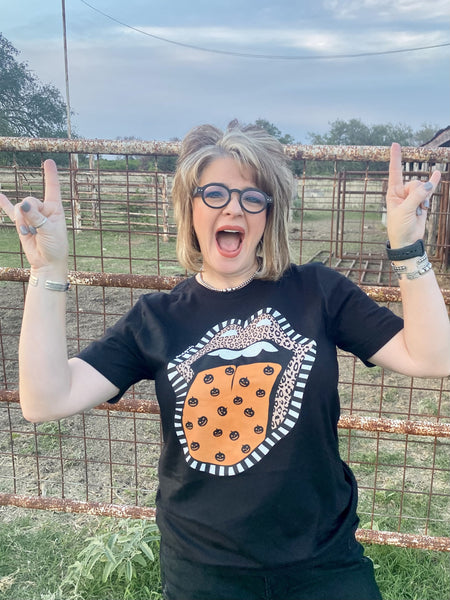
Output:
[2, 0, 449, 142]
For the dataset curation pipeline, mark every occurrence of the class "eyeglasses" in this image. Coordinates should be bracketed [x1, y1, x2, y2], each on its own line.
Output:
[194, 183, 272, 214]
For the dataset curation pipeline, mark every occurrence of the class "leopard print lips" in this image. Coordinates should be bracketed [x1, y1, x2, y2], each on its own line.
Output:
[168, 308, 317, 476]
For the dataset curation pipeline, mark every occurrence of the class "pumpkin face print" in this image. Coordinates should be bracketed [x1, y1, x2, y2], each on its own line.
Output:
[181, 362, 281, 466]
[169, 308, 317, 476]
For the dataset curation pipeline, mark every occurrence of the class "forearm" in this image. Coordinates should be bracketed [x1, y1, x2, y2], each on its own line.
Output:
[1, 160, 117, 420]
[381, 144, 449, 377]
[397, 261, 450, 376]
[19, 265, 71, 422]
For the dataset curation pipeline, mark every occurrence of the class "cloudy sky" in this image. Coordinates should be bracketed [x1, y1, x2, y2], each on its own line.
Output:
[2, 0, 449, 142]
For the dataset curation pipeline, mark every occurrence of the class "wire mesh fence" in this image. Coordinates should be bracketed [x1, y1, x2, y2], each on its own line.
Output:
[0, 138, 449, 551]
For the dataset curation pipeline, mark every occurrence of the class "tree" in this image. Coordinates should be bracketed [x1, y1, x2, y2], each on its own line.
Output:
[305, 118, 445, 174]
[0, 33, 68, 138]
[307, 118, 441, 147]
[412, 123, 441, 147]
[254, 119, 296, 145]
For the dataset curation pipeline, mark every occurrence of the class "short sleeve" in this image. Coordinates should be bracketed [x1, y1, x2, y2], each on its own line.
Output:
[77, 297, 154, 403]
[321, 268, 403, 365]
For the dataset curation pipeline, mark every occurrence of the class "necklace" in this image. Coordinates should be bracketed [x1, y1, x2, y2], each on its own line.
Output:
[197, 268, 259, 293]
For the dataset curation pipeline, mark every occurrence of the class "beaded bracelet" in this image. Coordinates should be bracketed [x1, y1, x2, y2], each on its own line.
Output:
[391, 252, 433, 280]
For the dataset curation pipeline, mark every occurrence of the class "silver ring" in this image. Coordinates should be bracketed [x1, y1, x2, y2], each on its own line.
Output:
[34, 216, 48, 229]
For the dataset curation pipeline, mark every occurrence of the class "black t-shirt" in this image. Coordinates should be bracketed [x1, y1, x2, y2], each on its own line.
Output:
[78, 263, 403, 569]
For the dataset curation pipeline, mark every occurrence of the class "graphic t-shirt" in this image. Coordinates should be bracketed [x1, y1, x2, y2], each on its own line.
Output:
[78, 263, 403, 569]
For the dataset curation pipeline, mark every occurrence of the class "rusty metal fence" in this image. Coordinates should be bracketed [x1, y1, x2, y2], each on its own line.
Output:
[0, 137, 449, 552]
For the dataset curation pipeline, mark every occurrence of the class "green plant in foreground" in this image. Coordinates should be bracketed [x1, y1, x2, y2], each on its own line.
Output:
[61, 519, 160, 598]
[367, 545, 450, 600]
[0, 509, 448, 600]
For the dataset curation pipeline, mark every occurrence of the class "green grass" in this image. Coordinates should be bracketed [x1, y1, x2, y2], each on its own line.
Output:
[0, 508, 448, 600]
[366, 545, 450, 600]
[0, 509, 162, 600]
[339, 430, 450, 539]
[294, 208, 382, 221]
[0, 226, 181, 275]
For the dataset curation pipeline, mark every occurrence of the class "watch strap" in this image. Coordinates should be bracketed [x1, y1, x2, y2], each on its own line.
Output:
[386, 239, 425, 261]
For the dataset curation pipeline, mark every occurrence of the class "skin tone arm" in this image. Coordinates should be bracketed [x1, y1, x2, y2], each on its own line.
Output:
[0, 160, 119, 422]
[369, 143, 450, 377]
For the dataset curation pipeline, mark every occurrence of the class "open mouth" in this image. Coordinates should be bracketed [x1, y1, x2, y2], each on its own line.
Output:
[168, 308, 317, 476]
[216, 228, 244, 257]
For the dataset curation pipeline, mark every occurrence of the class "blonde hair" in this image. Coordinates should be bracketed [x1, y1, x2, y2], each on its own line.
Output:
[172, 121, 294, 280]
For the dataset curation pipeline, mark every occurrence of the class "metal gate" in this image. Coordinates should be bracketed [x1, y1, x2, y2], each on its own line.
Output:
[0, 137, 449, 551]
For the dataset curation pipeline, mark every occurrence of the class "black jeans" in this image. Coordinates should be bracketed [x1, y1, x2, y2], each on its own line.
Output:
[160, 545, 382, 600]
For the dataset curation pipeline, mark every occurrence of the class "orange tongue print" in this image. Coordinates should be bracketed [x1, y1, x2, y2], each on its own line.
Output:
[169, 307, 317, 476]
[183, 362, 281, 466]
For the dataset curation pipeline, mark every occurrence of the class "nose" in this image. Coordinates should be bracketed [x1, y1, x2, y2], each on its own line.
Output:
[223, 191, 244, 215]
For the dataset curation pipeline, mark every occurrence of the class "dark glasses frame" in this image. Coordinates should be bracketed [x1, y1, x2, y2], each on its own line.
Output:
[194, 183, 273, 214]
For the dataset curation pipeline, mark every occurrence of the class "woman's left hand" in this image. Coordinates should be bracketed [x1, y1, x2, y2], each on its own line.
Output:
[386, 142, 441, 249]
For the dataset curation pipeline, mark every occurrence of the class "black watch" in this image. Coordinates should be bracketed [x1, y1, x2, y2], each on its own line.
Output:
[386, 239, 425, 261]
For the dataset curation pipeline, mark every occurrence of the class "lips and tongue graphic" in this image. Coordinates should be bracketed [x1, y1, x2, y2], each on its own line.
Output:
[169, 310, 317, 475]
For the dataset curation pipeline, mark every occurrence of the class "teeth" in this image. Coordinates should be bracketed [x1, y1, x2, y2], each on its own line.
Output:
[223, 229, 239, 233]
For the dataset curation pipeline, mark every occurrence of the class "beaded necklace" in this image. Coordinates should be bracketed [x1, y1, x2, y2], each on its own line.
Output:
[197, 268, 259, 293]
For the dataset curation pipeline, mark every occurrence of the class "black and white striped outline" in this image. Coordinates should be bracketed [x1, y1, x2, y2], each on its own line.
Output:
[168, 307, 316, 476]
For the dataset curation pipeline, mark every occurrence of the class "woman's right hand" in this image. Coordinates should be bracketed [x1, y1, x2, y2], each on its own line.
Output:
[1, 159, 120, 422]
[0, 159, 69, 271]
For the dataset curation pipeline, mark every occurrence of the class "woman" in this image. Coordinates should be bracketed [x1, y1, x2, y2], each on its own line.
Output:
[1, 122, 449, 600]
